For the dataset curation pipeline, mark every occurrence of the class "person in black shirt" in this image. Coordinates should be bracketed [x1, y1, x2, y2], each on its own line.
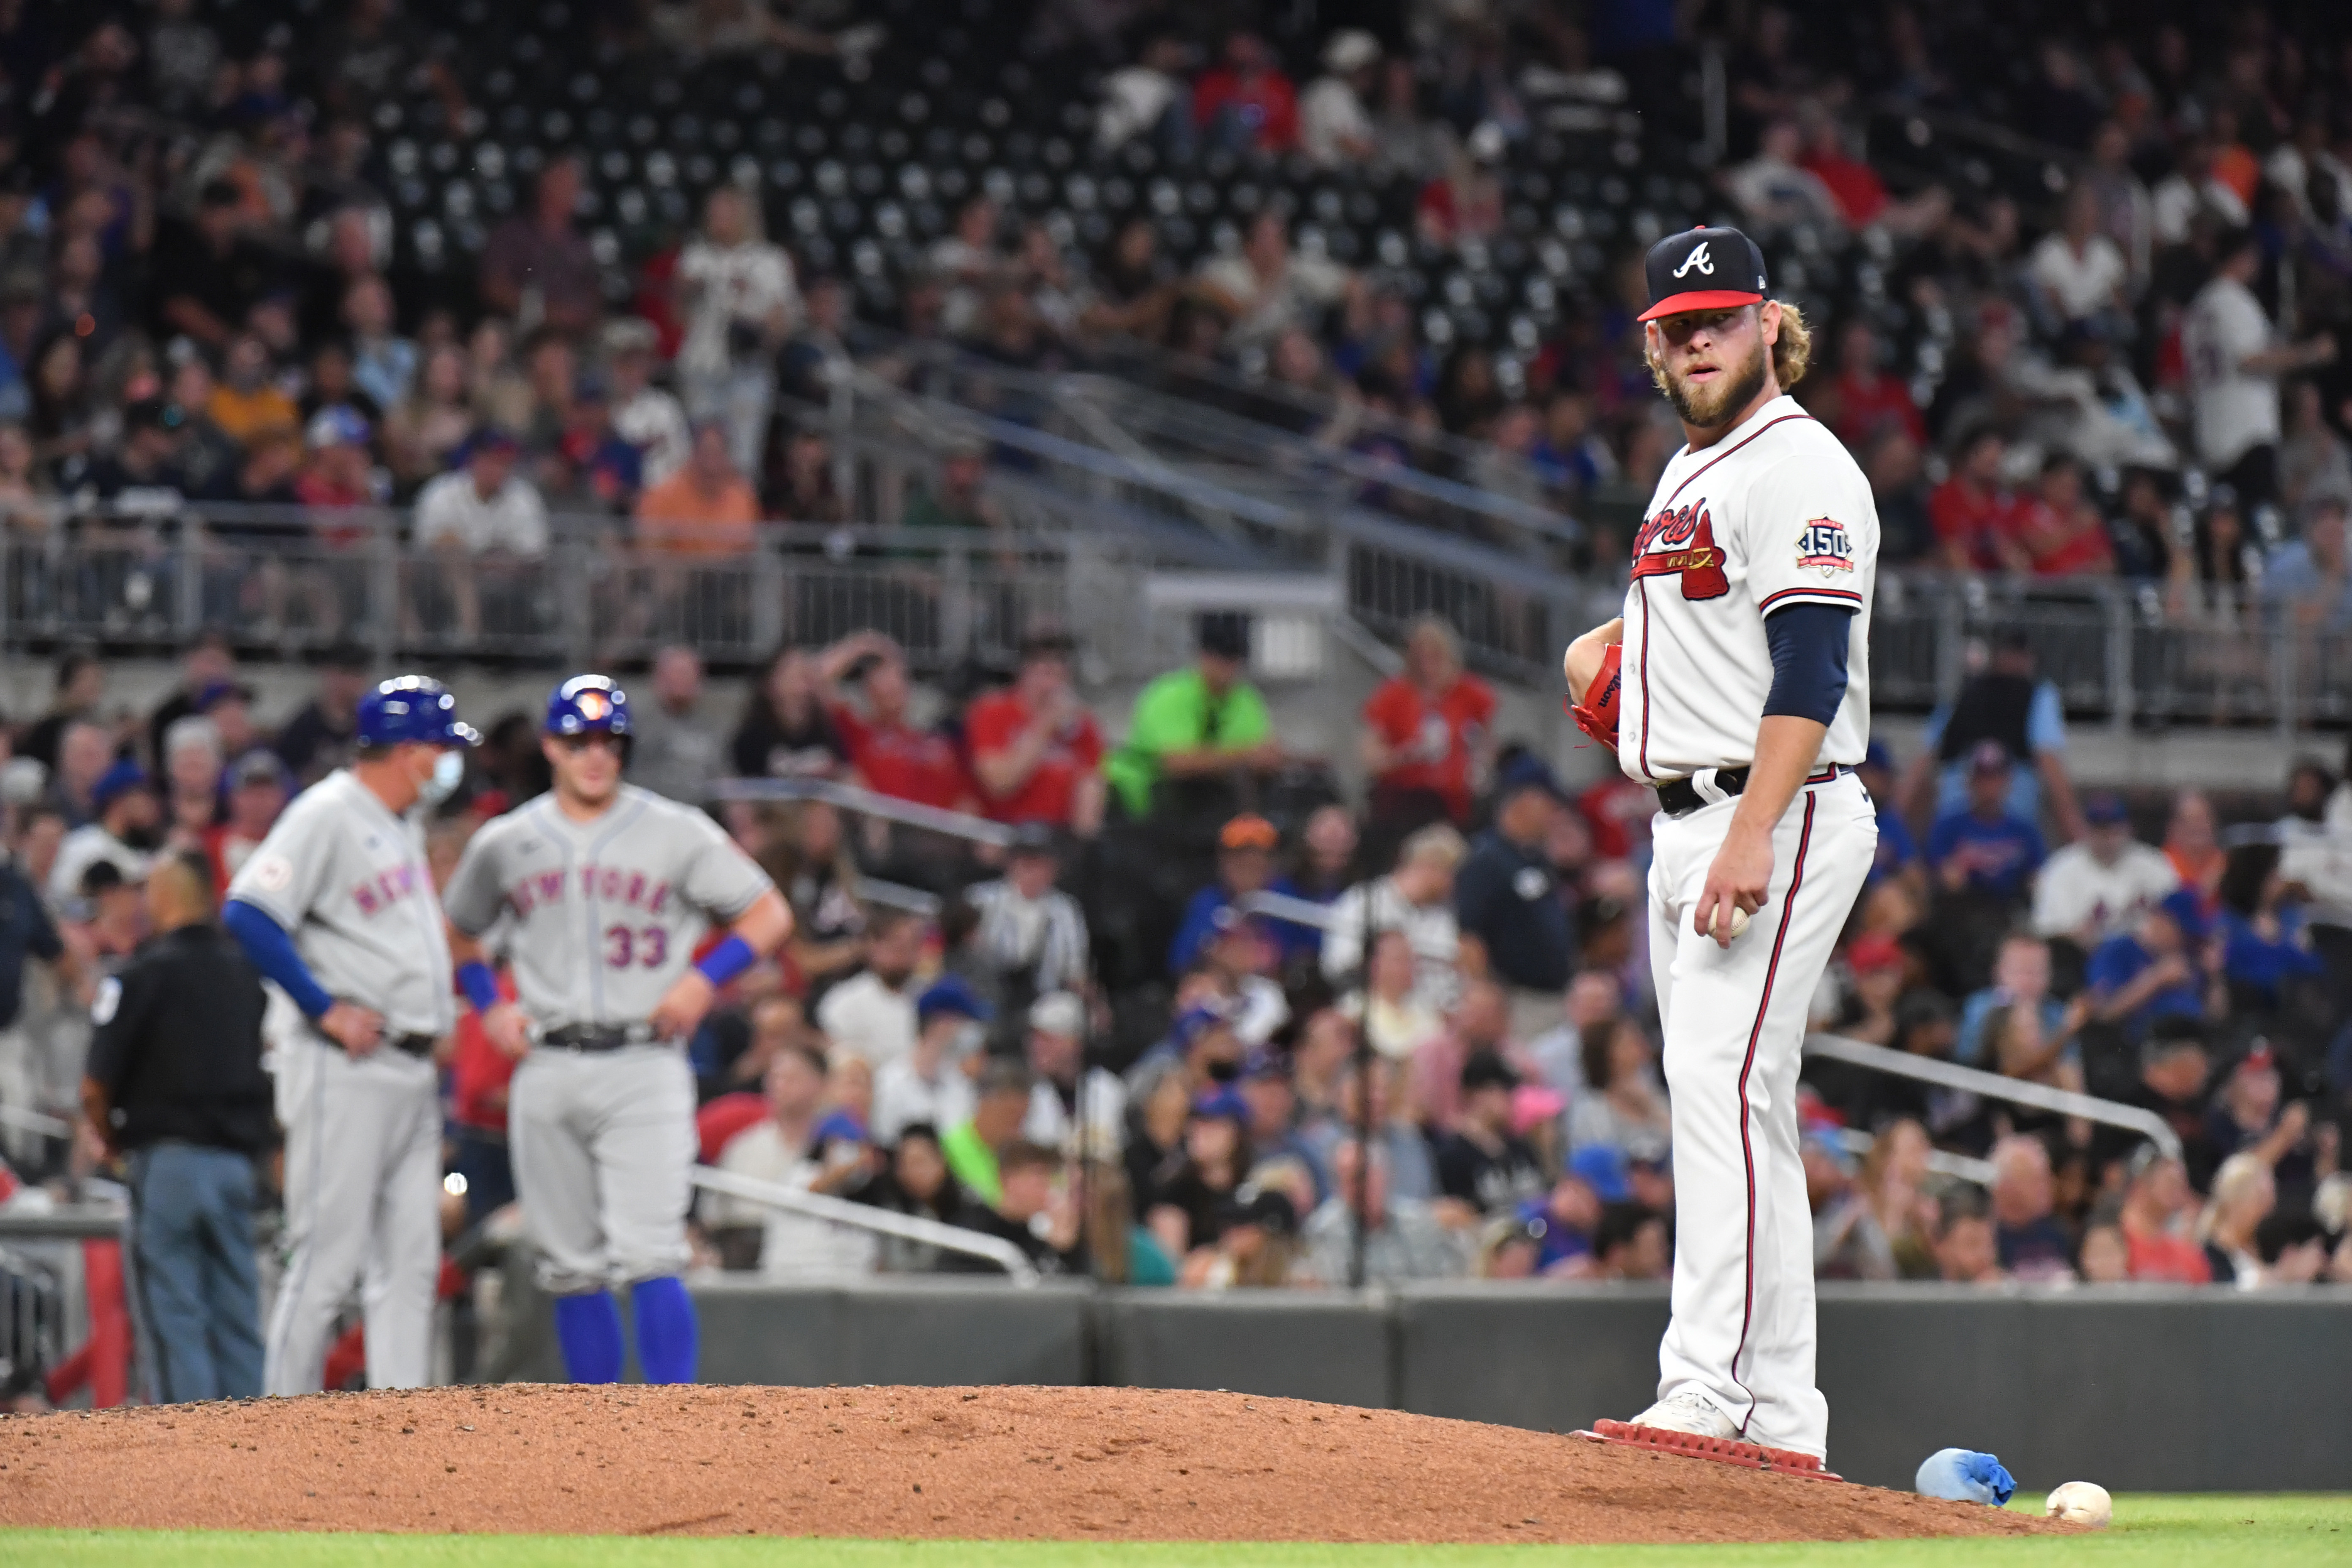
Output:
[1433, 1051, 1548, 1214]
[273, 642, 371, 785]
[948, 1140, 1083, 1274]
[732, 646, 849, 779]
[79, 851, 272, 1403]
[150, 180, 278, 351]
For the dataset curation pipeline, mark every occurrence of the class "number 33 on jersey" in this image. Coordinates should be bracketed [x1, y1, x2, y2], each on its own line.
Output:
[1616, 398, 1880, 785]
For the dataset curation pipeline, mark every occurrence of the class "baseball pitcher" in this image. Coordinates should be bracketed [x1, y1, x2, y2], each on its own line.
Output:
[222, 675, 479, 1396]
[1563, 226, 1878, 1460]
[441, 674, 789, 1384]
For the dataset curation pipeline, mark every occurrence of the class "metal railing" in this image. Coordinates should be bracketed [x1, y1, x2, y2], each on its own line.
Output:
[1803, 1032, 2185, 1162]
[690, 1164, 1039, 1283]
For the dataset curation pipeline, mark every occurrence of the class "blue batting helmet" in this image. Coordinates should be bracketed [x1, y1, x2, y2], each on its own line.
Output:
[546, 673, 632, 737]
[356, 675, 480, 749]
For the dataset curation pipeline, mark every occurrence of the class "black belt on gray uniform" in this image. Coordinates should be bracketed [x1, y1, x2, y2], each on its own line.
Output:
[313, 1021, 435, 1058]
[1655, 764, 1849, 821]
[539, 1022, 661, 1052]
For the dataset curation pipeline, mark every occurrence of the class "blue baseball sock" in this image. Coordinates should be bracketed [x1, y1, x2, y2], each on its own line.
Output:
[630, 1276, 699, 1385]
[553, 1291, 625, 1384]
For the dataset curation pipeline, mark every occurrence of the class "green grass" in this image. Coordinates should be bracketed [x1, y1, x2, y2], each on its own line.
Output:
[3, 1496, 2347, 1568]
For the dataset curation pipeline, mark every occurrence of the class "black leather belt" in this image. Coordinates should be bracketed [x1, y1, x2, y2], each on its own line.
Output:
[314, 1022, 435, 1058]
[540, 1022, 660, 1053]
[1656, 765, 1848, 821]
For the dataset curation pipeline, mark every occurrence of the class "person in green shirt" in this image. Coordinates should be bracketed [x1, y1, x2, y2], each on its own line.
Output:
[1103, 612, 1284, 819]
[939, 1057, 1036, 1207]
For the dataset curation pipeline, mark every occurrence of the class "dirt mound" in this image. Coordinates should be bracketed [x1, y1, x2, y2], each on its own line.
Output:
[0, 1385, 2061, 1542]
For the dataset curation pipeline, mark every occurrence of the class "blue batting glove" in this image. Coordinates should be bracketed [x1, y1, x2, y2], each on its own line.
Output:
[1915, 1448, 2017, 1505]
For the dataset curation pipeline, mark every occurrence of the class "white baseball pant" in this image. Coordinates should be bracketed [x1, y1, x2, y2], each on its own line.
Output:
[508, 1045, 696, 1296]
[265, 1033, 442, 1395]
[1646, 767, 1874, 1459]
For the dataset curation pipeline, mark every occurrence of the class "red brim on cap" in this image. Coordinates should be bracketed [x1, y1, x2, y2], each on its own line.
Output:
[1637, 289, 1764, 323]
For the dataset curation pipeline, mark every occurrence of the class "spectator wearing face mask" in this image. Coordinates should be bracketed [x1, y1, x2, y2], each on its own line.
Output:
[50, 763, 161, 904]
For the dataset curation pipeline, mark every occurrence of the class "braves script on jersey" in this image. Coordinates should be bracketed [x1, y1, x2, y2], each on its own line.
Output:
[441, 784, 771, 1031]
[1616, 394, 1880, 784]
[227, 770, 456, 1036]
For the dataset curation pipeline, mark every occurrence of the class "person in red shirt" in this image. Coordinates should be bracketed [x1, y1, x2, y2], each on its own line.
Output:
[1192, 32, 1299, 154]
[1927, 426, 2027, 572]
[1816, 320, 1926, 452]
[2012, 454, 2118, 577]
[1361, 616, 1494, 830]
[965, 626, 1106, 832]
[2116, 1145, 2212, 1283]
[818, 631, 971, 812]
[203, 748, 290, 890]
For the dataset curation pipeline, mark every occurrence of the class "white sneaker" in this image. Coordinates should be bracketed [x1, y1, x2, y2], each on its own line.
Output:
[1624, 1387, 1739, 1439]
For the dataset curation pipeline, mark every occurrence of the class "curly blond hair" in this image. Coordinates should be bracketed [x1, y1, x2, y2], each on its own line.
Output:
[1643, 300, 1816, 395]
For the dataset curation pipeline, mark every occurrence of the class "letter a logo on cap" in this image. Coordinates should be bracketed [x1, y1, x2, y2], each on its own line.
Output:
[1671, 241, 1715, 278]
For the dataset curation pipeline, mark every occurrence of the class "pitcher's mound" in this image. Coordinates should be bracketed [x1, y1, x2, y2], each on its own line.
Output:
[0, 1384, 2060, 1542]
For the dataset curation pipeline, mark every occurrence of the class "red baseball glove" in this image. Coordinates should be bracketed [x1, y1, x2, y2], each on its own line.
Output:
[1568, 641, 1622, 748]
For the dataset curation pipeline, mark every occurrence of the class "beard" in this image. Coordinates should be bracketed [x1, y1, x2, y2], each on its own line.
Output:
[1653, 332, 1770, 429]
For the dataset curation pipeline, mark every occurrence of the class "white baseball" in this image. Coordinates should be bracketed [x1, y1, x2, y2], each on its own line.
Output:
[2045, 1482, 2112, 1529]
[1710, 906, 1752, 941]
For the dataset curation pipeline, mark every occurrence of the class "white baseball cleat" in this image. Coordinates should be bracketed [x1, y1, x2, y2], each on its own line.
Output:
[1623, 1388, 1740, 1439]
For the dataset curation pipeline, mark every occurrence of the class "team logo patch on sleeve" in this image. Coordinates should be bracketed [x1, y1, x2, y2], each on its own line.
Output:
[1797, 517, 1854, 578]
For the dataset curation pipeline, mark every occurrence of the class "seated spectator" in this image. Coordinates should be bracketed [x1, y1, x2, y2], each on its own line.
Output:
[627, 646, 727, 806]
[1300, 31, 1380, 168]
[1192, 33, 1299, 155]
[1182, 1187, 1302, 1289]
[899, 443, 1005, 533]
[1170, 815, 1299, 975]
[966, 627, 1105, 833]
[2089, 898, 2215, 1045]
[2279, 382, 2352, 518]
[2206, 1043, 2316, 1177]
[2031, 792, 2179, 948]
[2012, 454, 2118, 577]
[1300, 1138, 1474, 1285]
[1456, 756, 1574, 1038]
[817, 632, 968, 814]
[383, 343, 476, 491]
[2215, 845, 2325, 1021]
[479, 154, 602, 340]
[2265, 495, 2352, 631]
[1725, 119, 1845, 236]
[2077, 1220, 2132, 1282]
[1957, 932, 2068, 1069]
[2117, 1144, 2211, 1283]
[1927, 742, 2047, 905]
[1021, 991, 1126, 1159]
[1530, 391, 1619, 504]
[1566, 1015, 1672, 1163]
[2199, 1150, 2277, 1288]
[1194, 212, 1350, 350]
[1433, 1052, 1547, 1214]
[1143, 1087, 1253, 1261]
[950, 1140, 1081, 1275]
[1126, 1004, 1246, 1101]
[1926, 427, 2022, 573]
[1103, 614, 1278, 825]
[1827, 931, 1908, 1047]
[1343, 927, 1447, 1065]
[1509, 1172, 1605, 1278]
[1359, 616, 1495, 832]
[1812, 321, 1926, 453]
[1808, 1129, 1895, 1281]
[1416, 124, 1507, 251]
[155, 180, 275, 351]
[813, 910, 926, 1071]
[963, 827, 1084, 1007]
[1990, 1135, 2076, 1280]
[606, 318, 691, 488]
[634, 423, 761, 555]
[207, 749, 289, 888]
[710, 1043, 874, 1277]
[2030, 184, 2131, 327]
[1094, 36, 1197, 159]
[1931, 1189, 2005, 1283]
[941, 1059, 1037, 1209]
[207, 332, 300, 451]
[1320, 824, 1467, 1006]
[732, 646, 849, 779]
[871, 977, 988, 1146]
[2162, 789, 2226, 904]
[50, 764, 159, 904]
[411, 430, 547, 637]
[1588, 1202, 1673, 1282]
[158, 716, 223, 854]
[855, 1124, 981, 1274]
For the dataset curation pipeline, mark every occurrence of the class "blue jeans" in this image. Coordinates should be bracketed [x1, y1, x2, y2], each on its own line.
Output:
[128, 1143, 264, 1403]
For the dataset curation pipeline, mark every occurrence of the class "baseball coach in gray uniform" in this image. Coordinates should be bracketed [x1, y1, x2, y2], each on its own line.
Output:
[442, 674, 789, 1384]
[222, 675, 479, 1396]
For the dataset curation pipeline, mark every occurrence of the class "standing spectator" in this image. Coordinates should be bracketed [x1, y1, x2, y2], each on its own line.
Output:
[77, 852, 270, 1402]
[1360, 616, 1495, 833]
[2031, 792, 2179, 948]
[1988, 1135, 2074, 1280]
[605, 318, 691, 489]
[152, 181, 273, 351]
[1904, 631, 2082, 841]
[411, 430, 547, 640]
[1191, 33, 1298, 155]
[966, 628, 1105, 833]
[820, 633, 968, 813]
[870, 977, 987, 1146]
[1300, 1138, 1473, 1285]
[2029, 184, 2130, 328]
[1456, 755, 1573, 1039]
[814, 909, 926, 1072]
[1094, 35, 1197, 158]
[2184, 229, 2336, 514]
[2118, 1144, 2210, 1283]
[1020, 991, 1125, 1160]
[1103, 615, 1279, 825]
[627, 645, 727, 806]
[1301, 32, 1380, 168]
[273, 643, 370, 786]
[479, 154, 603, 340]
[964, 827, 1093, 1012]
[1320, 824, 1467, 1006]
[675, 186, 797, 476]
[731, 647, 849, 780]
[1433, 1052, 1548, 1214]
[635, 423, 761, 555]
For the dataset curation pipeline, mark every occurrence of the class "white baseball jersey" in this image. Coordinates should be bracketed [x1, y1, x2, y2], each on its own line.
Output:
[1616, 395, 1878, 784]
[440, 784, 771, 1032]
[227, 770, 456, 1036]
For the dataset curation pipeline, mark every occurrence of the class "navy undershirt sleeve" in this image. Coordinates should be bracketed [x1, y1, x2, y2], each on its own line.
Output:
[222, 897, 338, 1019]
[1762, 602, 1856, 725]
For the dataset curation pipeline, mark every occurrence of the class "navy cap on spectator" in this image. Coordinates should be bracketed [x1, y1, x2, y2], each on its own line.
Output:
[1191, 1086, 1249, 1123]
[1495, 752, 1565, 802]
[91, 761, 153, 813]
[1218, 1185, 1299, 1237]
[1197, 611, 1250, 660]
[916, 975, 993, 1027]
[1460, 1049, 1520, 1093]
[194, 679, 254, 714]
[1966, 739, 2012, 776]
[1170, 1004, 1232, 1051]
[2083, 792, 2130, 827]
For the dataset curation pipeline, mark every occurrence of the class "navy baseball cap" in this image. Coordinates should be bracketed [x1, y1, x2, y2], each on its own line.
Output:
[916, 974, 993, 1026]
[1637, 226, 1770, 323]
[2084, 791, 2131, 826]
[91, 760, 152, 812]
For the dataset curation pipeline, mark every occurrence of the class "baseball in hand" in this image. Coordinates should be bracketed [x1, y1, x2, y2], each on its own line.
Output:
[1710, 906, 1752, 941]
[2045, 1481, 2112, 1528]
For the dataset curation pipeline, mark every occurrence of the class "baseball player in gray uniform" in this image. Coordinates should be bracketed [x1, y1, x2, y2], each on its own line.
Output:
[222, 675, 479, 1396]
[441, 674, 789, 1384]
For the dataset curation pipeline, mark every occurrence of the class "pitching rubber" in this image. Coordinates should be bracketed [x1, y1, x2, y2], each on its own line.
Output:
[1573, 1420, 1847, 1481]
